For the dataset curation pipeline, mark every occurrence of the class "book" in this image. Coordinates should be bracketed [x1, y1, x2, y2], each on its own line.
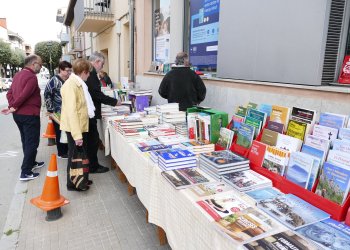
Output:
[270, 105, 291, 131]
[244, 116, 262, 138]
[327, 150, 350, 169]
[291, 106, 317, 124]
[236, 106, 247, 117]
[161, 170, 192, 189]
[200, 150, 249, 168]
[248, 140, 267, 168]
[260, 129, 279, 146]
[301, 144, 326, 164]
[304, 134, 331, 152]
[296, 218, 350, 250]
[245, 187, 282, 202]
[236, 123, 255, 149]
[266, 120, 284, 134]
[258, 194, 330, 230]
[246, 102, 258, 110]
[262, 146, 290, 175]
[230, 114, 245, 132]
[258, 103, 272, 117]
[197, 193, 251, 221]
[137, 144, 172, 152]
[216, 127, 234, 149]
[190, 181, 233, 198]
[276, 133, 303, 152]
[284, 152, 315, 189]
[223, 170, 272, 192]
[339, 127, 350, 141]
[161, 167, 211, 189]
[244, 230, 319, 250]
[177, 168, 213, 185]
[286, 119, 308, 141]
[319, 112, 347, 130]
[312, 124, 338, 141]
[315, 162, 350, 205]
[246, 108, 267, 128]
[333, 139, 350, 154]
[157, 149, 195, 163]
[216, 207, 278, 243]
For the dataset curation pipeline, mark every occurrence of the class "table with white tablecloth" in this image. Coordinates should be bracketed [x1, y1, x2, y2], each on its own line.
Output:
[108, 127, 243, 250]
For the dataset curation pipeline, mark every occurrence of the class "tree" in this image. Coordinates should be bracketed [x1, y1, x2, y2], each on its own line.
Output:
[9, 48, 25, 76]
[0, 39, 12, 77]
[34, 41, 62, 76]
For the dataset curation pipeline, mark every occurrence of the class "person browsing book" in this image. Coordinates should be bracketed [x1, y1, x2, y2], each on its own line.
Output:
[158, 52, 206, 111]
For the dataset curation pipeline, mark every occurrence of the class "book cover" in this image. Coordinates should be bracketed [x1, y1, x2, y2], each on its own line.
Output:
[261, 129, 279, 146]
[236, 123, 255, 149]
[316, 161, 350, 205]
[236, 106, 247, 117]
[333, 139, 350, 154]
[245, 187, 282, 202]
[304, 134, 331, 152]
[266, 120, 284, 134]
[246, 108, 267, 127]
[216, 207, 277, 243]
[137, 144, 172, 152]
[190, 182, 233, 197]
[216, 127, 234, 149]
[248, 140, 267, 168]
[301, 144, 326, 164]
[161, 170, 192, 189]
[200, 150, 249, 168]
[158, 149, 195, 163]
[258, 103, 272, 117]
[327, 150, 350, 169]
[285, 152, 314, 189]
[258, 194, 330, 230]
[270, 105, 291, 130]
[223, 170, 272, 191]
[312, 124, 338, 141]
[319, 112, 347, 130]
[286, 119, 308, 141]
[246, 102, 258, 110]
[296, 218, 350, 250]
[244, 116, 262, 138]
[262, 146, 290, 175]
[339, 127, 350, 141]
[276, 133, 303, 152]
[197, 193, 250, 221]
[230, 114, 245, 132]
[244, 230, 318, 250]
[177, 168, 212, 185]
[291, 106, 317, 123]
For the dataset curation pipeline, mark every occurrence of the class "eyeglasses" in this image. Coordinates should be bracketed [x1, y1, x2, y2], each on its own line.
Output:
[64, 69, 72, 73]
[33, 62, 42, 67]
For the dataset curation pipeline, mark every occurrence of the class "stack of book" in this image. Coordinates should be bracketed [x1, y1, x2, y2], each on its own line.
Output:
[181, 140, 215, 155]
[174, 122, 188, 137]
[157, 149, 197, 171]
[128, 88, 152, 96]
[156, 103, 179, 123]
[134, 139, 172, 153]
[158, 134, 190, 145]
[144, 106, 157, 115]
[115, 118, 143, 132]
[199, 150, 250, 179]
[111, 105, 131, 115]
[145, 124, 176, 137]
[160, 111, 186, 124]
[222, 169, 272, 192]
[140, 115, 159, 126]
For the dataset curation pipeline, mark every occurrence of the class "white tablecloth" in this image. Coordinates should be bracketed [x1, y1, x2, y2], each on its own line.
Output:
[109, 128, 242, 250]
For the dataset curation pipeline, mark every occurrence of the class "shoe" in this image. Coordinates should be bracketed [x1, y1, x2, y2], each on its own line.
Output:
[87, 180, 93, 185]
[32, 161, 45, 170]
[20, 172, 40, 181]
[67, 184, 89, 192]
[90, 165, 109, 174]
[58, 154, 68, 159]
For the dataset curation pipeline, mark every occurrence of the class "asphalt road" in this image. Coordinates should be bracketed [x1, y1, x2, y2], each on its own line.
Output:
[0, 92, 22, 233]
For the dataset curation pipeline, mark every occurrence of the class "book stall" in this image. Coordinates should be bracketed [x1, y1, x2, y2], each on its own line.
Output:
[101, 94, 350, 249]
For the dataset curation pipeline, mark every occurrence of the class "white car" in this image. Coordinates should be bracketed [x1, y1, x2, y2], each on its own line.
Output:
[3, 78, 12, 90]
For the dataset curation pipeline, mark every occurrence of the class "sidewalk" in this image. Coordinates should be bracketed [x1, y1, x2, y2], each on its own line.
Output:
[1, 115, 171, 250]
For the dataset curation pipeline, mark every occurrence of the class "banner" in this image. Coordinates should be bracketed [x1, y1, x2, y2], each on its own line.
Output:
[154, 0, 171, 63]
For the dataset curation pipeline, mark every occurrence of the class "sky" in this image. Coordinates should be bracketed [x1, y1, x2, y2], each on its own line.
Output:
[0, 0, 69, 48]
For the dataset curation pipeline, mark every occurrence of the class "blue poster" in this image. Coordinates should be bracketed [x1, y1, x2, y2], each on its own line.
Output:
[190, 0, 220, 71]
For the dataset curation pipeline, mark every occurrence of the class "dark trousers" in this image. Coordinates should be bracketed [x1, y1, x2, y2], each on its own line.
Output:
[87, 118, 100, 170]
[66, 132, 88, 186]
[52, 120, 68, 156]
[13, 114, 40, 174]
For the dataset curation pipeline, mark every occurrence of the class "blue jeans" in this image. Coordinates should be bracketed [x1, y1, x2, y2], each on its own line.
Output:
[13, 114, 40, 174]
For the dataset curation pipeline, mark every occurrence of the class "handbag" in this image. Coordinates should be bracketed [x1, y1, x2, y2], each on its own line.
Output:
[69, 146, 89, 190]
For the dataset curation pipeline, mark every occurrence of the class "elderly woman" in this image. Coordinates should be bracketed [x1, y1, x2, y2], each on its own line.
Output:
[60, 59, 94, 191]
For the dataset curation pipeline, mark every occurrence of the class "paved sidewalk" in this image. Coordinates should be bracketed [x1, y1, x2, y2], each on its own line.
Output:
[1, 116, 171, 250]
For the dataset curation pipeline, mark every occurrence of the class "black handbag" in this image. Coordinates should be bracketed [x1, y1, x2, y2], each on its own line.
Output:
[69, 146, 89, 190]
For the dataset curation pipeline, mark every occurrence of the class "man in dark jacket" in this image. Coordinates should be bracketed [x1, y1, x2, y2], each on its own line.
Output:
[158, 52, 206, 111]
[1, 54, 45, 181]
[86, 52, 118, 173]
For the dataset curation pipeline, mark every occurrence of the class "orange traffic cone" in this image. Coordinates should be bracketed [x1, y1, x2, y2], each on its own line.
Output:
[31, 154, 69, 221]
[43, 118, 56, 146]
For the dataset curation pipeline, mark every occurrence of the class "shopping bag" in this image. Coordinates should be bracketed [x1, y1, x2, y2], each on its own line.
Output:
[69, 146, 89, 190]
[60, 131, 68, 144]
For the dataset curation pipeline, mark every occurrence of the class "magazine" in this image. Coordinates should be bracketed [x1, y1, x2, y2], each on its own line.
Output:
[216, 127, 234, 149]
[190, 181, 233, 198]
[161, 167, 212, 189]
[245, 187, 282, 203]
[200, 150, 249, 168]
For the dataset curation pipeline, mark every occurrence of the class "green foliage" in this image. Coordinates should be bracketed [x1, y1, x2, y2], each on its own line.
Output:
[0, 39, 12, 66]
[34, 41, 62, 75]
[10, 48, 25, 68]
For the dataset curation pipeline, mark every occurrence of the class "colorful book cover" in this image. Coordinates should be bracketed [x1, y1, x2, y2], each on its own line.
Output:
[291, 106, 317, 124]
[339, 127, 350, 141]
[216, 127, 234, 149]
[200, 150, 249, 168]
[236, 106, 247, 117]
[135, 95, 150, 112]
[158, 149, 195, 163]
[261, 129, 279, 146]
[190, 182, 233, 197]
[312, 124, 338, 141]
[248, 140, 267, 168]
[246, 102, 258, 110]
[266, 120, 284, 134]
[245, 187, 282, 202]
[319, 112, 347, 130]
[177, 168, 212, 185]
[244, 230, 319, 250]
[258, 103, 272, 117]
[262, 146, 290, 175]
[270, 105, 291, 130]
[285, 152, 314, 189]
[286, 119, 308, 141]
[301, 144, 326, 164]
[223, 170, 272, 191]
[258, 194, 330, 230]
[197, 193, 250, 221]
[230, 114, 245, 132]
[304, 134, 331, 152]
[161, 170, 192, 189]
[276, 133, 303, 152]
[138, 144, 172, 152]
[246, 108, 267, 127]
[333, 139, 350, 154]
[244, 116, 262, 138]
[236, 123, 255, 149]
[316, 162, 350, 205]
[216, 207, 277, 243]
[296, 218, 350, 250]
[327, 150, 350, 169]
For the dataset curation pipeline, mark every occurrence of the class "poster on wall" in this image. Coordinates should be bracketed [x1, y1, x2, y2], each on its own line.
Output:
[154, 0, 171, 63]
[190, 0, 220, 71]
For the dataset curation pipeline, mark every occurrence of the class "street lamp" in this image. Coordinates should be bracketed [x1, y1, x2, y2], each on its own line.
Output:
[47, 41, 53, 77]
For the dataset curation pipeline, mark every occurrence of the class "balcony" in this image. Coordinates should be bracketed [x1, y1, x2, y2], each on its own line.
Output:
[59, 32, 70, 45]
[74, 0, 114, 33]
[71, 35, 83, 52]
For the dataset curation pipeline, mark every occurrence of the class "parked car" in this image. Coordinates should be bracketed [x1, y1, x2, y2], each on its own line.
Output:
[0, 78, 6, 92]
[0, 78, 12, 91]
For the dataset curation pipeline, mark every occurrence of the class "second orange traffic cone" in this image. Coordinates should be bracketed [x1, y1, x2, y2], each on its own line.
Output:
[43, 118, 56, 146]
[31, 154, 69, 221]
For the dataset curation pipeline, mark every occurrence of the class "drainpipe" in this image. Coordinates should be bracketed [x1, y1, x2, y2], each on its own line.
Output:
[129, 0, 135, 82]
[116, 20, 122, 83]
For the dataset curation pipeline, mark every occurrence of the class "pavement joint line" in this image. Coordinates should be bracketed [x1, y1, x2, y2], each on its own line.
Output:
[0, 180, 28, 249]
